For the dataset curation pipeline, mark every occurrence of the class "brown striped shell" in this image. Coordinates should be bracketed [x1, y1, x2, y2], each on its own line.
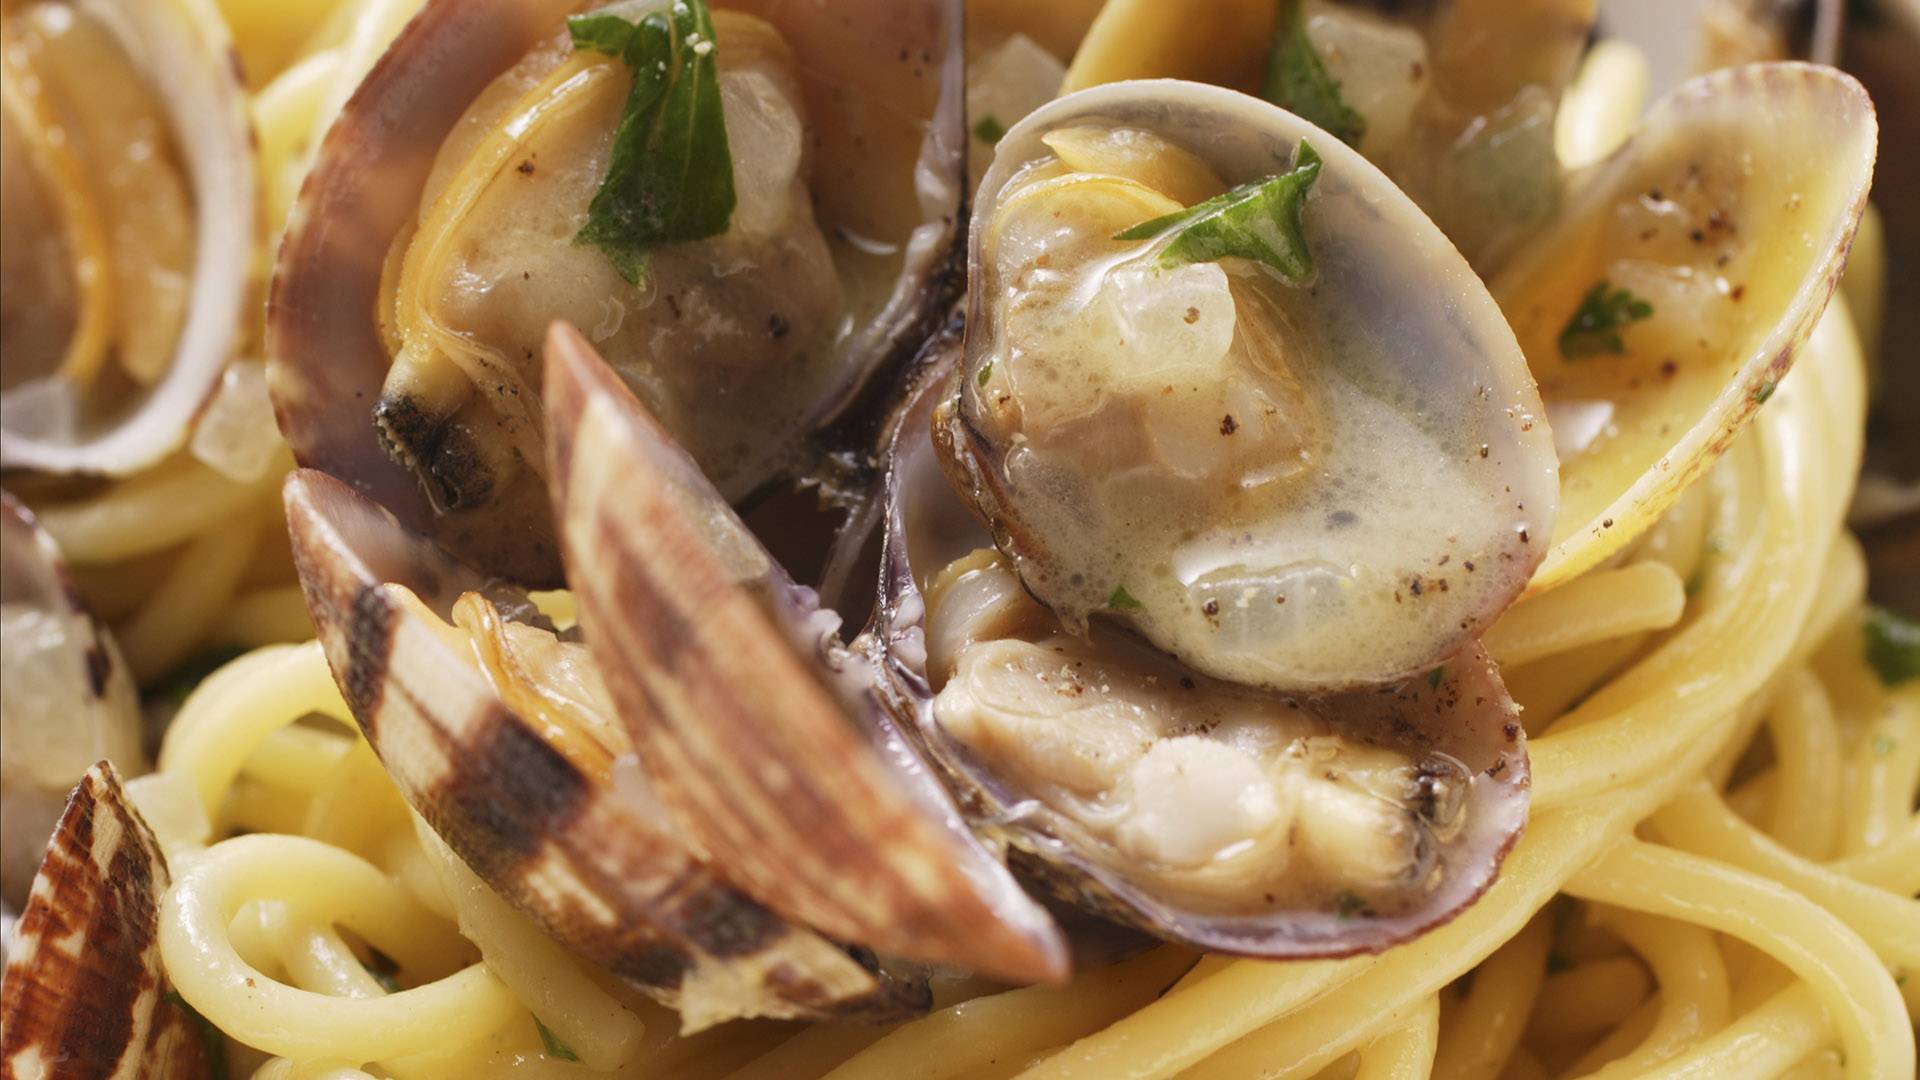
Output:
[874, 344, 1531, 958]
[544, 322, 1070, 986]
[0, 761, 217, 1079]
[283, 469, 932, 1030]
[268, 0, 968, 588]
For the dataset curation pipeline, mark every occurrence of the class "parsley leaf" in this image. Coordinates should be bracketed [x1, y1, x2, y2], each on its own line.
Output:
[1261, 1, 1366, 147]
[1333, 889, 1367, 918]
[1114, 139, 1323, 282]
[1863, 607, 1920, 686]
[536, 1017, 582, 1062]
[569, 0, 734, 286]
[973, 115, 1007, 144]
[1558, 281, 1654, 359]
[1108, 584, 1145, 611]
[1426, 665, 1446, 690]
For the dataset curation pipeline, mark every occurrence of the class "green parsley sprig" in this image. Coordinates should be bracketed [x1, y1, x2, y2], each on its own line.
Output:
[1114, 139, 1323, 282]
[1558, 281, 1654, 360]
[1261, 0, 1366, 147]
[569, 0, 735, 285]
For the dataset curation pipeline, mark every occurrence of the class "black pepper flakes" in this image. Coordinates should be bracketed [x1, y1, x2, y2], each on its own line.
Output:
[1219, 414, 1238, 436]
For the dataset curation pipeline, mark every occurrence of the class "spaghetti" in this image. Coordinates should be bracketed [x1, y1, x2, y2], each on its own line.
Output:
[6, 2, 1918, 1077]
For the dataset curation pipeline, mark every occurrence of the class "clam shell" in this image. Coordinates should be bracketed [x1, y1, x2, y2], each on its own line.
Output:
[284, 470, 932, 1029]
[879, 351, 1531, 957]
[268, 0, 968, 588]
[1497, 62, 1876, 591]
[1059, 0, 1596, 267]
[0, 492, 142, 911]
[0, 761, 217, 1078]
[0, 0, 257, 477]
[544, 322, 1070, 986]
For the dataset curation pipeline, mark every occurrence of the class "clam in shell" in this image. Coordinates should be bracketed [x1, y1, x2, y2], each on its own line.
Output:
[878, 357, 1530, 957]
[1494, 62, 1876, 591]
[283, 469, 933, 1029]
[941, 80, 1557, 694]
[1062, 0, 1597, 268]
[544, 322, 1070, 986]
[270, 0, 968, 587]
[0, 0, 257, 477]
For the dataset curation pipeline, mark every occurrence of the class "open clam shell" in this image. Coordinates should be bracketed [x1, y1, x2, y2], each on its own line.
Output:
[1495, 62, 1876, 591]
[269, 0, 967, 588]
[0, 491, 142, 912]
[880, 356, 1530, 958]
[544, 322, 1069, 986]
[0, 761, 217, 1078]
[1061, 0, 1596, 268]
[284, 469, 932, 1028]
[0, 0, 257, 477]
[943, 80, 1557, 694]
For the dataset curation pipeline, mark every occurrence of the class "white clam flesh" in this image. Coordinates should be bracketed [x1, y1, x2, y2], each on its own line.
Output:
[940, 80, 1558, 693]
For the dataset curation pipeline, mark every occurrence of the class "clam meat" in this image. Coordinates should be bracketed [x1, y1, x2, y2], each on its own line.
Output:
[940, 81, 1557, 693]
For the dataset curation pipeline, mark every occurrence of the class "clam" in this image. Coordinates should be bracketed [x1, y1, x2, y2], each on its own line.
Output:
[941, 81, 1556, 694]
[283, 469, 934, 1029]
[1063, 0, 1597, 268]
[544, 322, 1070, 985]
[1494, 63, 1876, 590]
[0, 760, 217, 1078]
[0, 0, 257, 476]
[546, 289, 1528, 963]
[270, 0, 968, 587]
[879, 338, 1529, 955]
[0, 492, 141, 913]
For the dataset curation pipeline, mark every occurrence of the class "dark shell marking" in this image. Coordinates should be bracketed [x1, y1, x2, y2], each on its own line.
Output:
[544, 322, 1069, 986]
[0, 762, 215, 1079]
[284, 470, 928, 1027]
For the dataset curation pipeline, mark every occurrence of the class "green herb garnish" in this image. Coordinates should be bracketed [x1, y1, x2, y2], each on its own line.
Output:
[1559, 281, 1654, 359]
[166, 991, 231, 1080]
[1114, 139, 1322, 282]
[1751, 380, 1777, 405]
[973, 115, 1007, 144]
[1333, 889, 1367, 918]
[977, 360, 993, 387]
[568, 0, 734, 286]
[1864, 607, 1920, 686]
[1261, 0, 1365, 147]
[1427, 666, 1446, 690]
[1108, 584, 1145, 611]
[536, 1017, 582, 1062]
